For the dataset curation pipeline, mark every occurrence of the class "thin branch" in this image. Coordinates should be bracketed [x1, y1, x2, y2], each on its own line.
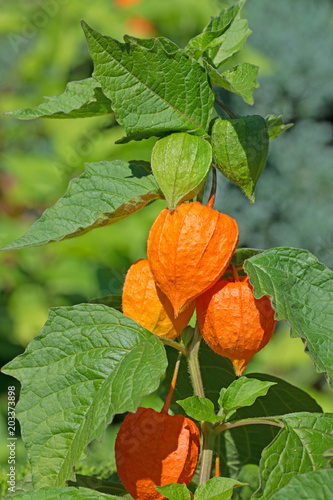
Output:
[215, 417, 283, 434]
[214, 98, 238, 119]
[187, 323, 205, 398]
[161, 351, 182, 414]
[207, 164, 217, 209]
[162, 338, 187, 355]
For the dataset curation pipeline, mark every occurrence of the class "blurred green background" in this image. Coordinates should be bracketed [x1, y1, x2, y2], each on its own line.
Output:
[0, 0, 333, 492]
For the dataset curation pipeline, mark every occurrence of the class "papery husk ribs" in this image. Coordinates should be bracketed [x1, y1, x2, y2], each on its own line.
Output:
[147, 201, 239, 317]
[122, 259, 195, 339]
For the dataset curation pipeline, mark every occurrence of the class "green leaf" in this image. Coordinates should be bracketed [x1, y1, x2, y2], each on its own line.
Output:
[211, 116, 269, 202]
[89, 295, 122, 311]
[2, 304, 167, 488]
[151, 133, 212, 210]
[12, 487, 118, 499]
[230, 248, 263, 267]
[185, 1, 246, 60]
[204, 1, 246, 34]
[82, 22, 214, 143]
[269, 469, 333, 500]
[156, 483, 191, 500]
[233, 464, 259, 500]
[206, 62, 259, 105]
[68, 475, 128, 497]
[176, 396, 221, 423]
[1, 160, 162, 250]
[185, 28, 230, 61]
[194, 477, 245, 500]
[253, 412, 333, 500]
[265, 114, 293, 139]
[244, 248, 333, 388]
[4, 78, 112, 120]
[219, 373, 322, 478]
[204, 1, 251, 68]
[123, 35, 180, 54]
[212, 18, 251, 67]
[218, 377, 276, 417]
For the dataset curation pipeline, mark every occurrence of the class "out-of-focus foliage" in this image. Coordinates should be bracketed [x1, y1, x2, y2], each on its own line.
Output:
[0, 0, 332, 493]
[214, 0, 333, 271]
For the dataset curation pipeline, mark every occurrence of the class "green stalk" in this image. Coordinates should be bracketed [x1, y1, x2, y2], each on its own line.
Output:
[198, 422, 216, 485]
[186, 323, 205, 398]
[215, 417, 283, 434]
[186, 323, 215, 485]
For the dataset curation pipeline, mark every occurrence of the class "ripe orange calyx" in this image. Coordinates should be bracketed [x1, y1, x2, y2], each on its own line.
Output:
[115, 407, 200, 500]
[147, 202, 239, 317]
[196, 275, 276, 376]
[122, 259, 194, 339]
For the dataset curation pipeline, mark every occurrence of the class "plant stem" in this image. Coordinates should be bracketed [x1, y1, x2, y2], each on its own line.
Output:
[162, 338, 187, 355]
[186, 323, 216, 485]
[215, 434, 220, 477]
[214, 98, 238, 119]
[207, 164, 217, 209]
[186, 323, 205, 398]
[198, 422, 216, 485]
[214, 417, 283, 435]
[230, 264, 240, 282]
[161, 351, 182, 414]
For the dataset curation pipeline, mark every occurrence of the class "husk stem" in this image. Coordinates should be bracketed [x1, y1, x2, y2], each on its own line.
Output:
[161, 351, 182, 414]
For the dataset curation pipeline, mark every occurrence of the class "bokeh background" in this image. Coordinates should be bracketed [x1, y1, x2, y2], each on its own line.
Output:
[1, 0, 333, 492]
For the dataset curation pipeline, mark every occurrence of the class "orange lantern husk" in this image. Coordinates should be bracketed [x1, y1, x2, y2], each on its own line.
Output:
[122, 259, 195, 339]
[115, 407, 200, 500]
[196, 276, 276, 376]
[147, 202, 239, 317]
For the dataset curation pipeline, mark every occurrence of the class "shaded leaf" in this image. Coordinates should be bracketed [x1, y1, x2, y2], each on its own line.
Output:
[151, 133, 212, 210]
[211, 116, 269, 201]
[194, 477, 245, 500]
[2, 304, 167, 488]
[156, 483, 191, 500]
[265, 114, 293, 139]
[218, 377, 276, 417]
[231, 248, 263, 267]
[1, 161, 162, 251]
[82, 22, 214, 143]
[177, 396, 221, 423]
[253, 412, 333, 499]
[68, 475, 129, 497]
[207, 62, 259, 105]
[269, 469, 333, 500]
[5, 78, 112, 119]
[244, 248, 333, 388]
[89, 295, 122, 311]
